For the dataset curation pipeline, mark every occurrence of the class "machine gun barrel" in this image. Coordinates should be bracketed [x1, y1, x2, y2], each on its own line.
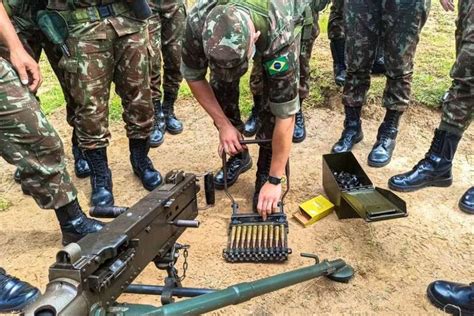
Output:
[146, 258, 347, 316]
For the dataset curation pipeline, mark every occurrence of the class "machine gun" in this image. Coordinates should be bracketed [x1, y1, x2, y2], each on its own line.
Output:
[24, 170, 354, 315]
[24, 170, 210, 315]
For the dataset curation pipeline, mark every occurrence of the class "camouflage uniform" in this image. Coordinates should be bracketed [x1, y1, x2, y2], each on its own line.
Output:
[439, 0, 473, 135]
[148, 0, 186, 103]
[328, 0, 344, 41]
[342, 0, 430, 111]
[249, 4, 318, 107]
[0, 57, 77, 209]
[182, 0, 309, 147]
[47, 0, 153, 149]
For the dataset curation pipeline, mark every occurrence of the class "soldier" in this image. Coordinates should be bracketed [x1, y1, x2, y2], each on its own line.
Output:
[0, 0, 91, 180]
[0, 5, 103, 311]
[148, 0, 186, 147]
[388, 0, 472, 214]
[331, 0, 429, 169]
[244, 0, 320, 144]
[182, 0, 312, 217]
[424, 2, 473, 310]
[44, 0, 162, 206]
[327, 0, 386, 87]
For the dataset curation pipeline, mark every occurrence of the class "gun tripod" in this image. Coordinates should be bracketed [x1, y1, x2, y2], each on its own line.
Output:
[125, 243, 216, 305]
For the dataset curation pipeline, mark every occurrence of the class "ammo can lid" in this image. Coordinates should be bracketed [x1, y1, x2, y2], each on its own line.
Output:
[341, 187, 407, 222]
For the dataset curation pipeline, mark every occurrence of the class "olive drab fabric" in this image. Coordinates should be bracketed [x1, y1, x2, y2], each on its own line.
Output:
[148, 0, 186, 102]
[342, 0, 430, 111]
[439, 0, 473, 134]
[0, 57, 77, 209]
[47, 0, 154, 149]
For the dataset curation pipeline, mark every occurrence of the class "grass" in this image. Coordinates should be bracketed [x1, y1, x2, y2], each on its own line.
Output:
[0, 198, 11, 212]
[36, 1, 456, 118]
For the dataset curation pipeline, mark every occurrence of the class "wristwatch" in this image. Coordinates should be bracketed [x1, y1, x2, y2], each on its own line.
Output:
[268, 176, 285, 185]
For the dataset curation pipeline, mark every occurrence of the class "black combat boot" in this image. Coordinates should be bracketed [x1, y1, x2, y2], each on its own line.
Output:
[371, 44, 386, 75]
[330, 38, 347, 87]
[163, 92, 183, 135]
[83, 147, 114, 206]
[427, 280, 474, 315]
[0, 268, 39, 313]
[13, 169, 20, 184]
[459, 187, 474, 214]
[293, 103, 306, 143]
[252, 146, 272, 212]
[71, 132, 91, 178]
[54, 199, 104, 245]
[150, 100, 166, 147]
[214, 150, 252, 190]
[331, 106, 363, 153]
[243, 95, 263, 137]
[129, 138, 162, 191]
[368, 109, 403, 167]
[388, 129, 461, 192]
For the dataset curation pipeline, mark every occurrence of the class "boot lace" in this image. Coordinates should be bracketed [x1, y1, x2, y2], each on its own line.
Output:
[131, 145, 153, 172]
[379, 113, 399, 143]
[89, 151, 109, 187]
[226, 155, 242, 171]
[413, 134, 443, 170]
[295, 111, 304, 126]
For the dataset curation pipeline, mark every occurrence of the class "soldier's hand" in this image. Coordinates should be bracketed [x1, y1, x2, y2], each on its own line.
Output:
[439, 0, 454, 11]
[218, 124, 247, 156]
[10, 48, 42, 92]
[257, 182, 282, 221]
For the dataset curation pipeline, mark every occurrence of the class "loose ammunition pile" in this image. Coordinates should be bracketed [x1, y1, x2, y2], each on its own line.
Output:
[223, 214, 291, 263]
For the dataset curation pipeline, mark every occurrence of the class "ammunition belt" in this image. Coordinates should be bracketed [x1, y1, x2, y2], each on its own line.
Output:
[59, 2, 129, 25]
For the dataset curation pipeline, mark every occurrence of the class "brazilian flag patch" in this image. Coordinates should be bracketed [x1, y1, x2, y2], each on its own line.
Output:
[264, 56, 290, 76]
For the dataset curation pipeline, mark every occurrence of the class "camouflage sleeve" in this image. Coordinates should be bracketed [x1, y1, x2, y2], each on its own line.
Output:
[263, 40, 300, 119]
[181, 19, 208, 81]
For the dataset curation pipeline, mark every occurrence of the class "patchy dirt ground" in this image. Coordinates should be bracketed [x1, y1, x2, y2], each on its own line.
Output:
[0, 95, 473, 315]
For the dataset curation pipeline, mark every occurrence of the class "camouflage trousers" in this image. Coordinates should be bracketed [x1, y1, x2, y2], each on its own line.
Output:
[250, 8, 320, 102]
[328, 0, 344, 40]
[211, 76, 244, 132]
[149, 5, 186, 102]
[342, 0, 430, 111]
[60, 21, 153, 149]
[0, 57, 77, 209]
[439, 0, 473, 134]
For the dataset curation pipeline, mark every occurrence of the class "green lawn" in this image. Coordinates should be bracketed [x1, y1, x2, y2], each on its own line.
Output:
[36, 1, 456, 118]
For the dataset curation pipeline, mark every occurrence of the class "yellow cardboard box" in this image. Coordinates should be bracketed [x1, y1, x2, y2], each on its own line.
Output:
[293, 195, 334, 227]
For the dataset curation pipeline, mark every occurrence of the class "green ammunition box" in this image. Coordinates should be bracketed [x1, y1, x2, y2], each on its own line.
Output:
[322, 152, 407, 222]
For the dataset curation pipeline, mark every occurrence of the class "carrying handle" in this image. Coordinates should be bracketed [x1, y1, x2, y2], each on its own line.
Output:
[221, 139, 290, 213]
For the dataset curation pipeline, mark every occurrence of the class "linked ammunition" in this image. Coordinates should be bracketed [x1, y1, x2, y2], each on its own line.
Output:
[223, 214, 291, 263]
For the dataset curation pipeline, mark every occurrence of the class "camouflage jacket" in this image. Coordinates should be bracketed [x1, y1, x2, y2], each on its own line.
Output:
[182, 0, 309, 118]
